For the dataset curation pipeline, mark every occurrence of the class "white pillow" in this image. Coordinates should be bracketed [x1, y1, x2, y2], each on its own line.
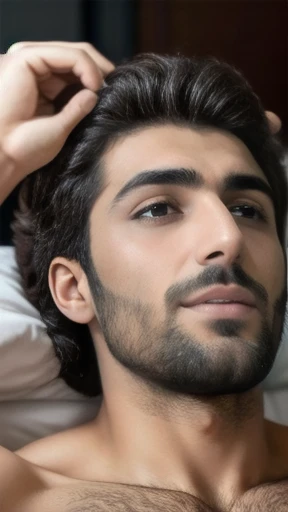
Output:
[0, 246, 59, 400]
[0, 398, 101, 451]
[0, 245, 102, 399]
[0, 246, 100, 450]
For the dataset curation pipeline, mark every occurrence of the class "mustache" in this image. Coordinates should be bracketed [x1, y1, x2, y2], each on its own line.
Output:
[165, 263, 269, 310]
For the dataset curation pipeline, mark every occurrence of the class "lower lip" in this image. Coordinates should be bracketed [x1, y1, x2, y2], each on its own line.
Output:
[183, 303, 256, 318]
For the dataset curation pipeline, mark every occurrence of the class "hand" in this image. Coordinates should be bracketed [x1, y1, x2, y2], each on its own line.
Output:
[0, 41, 281, 182]
[265, 111, 282, 135]
[0, 41, 114, 180]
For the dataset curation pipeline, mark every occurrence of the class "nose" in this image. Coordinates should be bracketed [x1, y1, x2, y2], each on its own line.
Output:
[194, 195, 245, 268]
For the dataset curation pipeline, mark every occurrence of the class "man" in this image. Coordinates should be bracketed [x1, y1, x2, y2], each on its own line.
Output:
[0, 41, 287, 512]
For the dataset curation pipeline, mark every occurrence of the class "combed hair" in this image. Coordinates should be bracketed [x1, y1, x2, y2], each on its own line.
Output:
[11, 53, 288, 396]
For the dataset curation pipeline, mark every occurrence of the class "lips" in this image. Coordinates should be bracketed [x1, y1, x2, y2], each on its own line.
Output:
[181, 285, 256, 308]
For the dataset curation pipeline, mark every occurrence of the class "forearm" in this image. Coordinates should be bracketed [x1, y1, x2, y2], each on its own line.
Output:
[0, 150, 20, 206]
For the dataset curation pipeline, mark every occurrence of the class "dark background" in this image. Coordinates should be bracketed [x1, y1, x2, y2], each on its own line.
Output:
[0, 0, 287, 245]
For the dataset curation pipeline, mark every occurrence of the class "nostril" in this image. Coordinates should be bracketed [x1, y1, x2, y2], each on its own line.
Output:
[207, 251, 223, 259]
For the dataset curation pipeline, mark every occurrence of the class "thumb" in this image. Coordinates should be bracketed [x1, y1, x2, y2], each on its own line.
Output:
[265, 111, 282, 135]
[55, 88, 98, 137]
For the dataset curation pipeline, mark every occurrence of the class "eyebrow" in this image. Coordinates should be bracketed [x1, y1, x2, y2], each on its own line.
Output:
[109, 167, 275, 211]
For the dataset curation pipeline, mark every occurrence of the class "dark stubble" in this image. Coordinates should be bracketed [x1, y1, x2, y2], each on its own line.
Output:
[85, 257, 287, 397]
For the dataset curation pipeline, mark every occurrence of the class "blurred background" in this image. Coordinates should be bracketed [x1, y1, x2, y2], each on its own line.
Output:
[0, 0, 287, 245]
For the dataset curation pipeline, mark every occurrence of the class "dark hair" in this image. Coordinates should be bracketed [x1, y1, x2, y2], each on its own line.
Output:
[12, 53, 288, 397]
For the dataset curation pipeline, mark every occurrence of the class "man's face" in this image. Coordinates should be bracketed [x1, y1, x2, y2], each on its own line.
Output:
[86, 124, 287, 395]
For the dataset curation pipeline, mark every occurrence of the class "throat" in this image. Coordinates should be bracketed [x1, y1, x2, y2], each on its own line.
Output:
[92, 392, 273, 508]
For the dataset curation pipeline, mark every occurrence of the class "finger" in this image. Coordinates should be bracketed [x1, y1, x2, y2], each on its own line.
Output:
[38, 70, 96, 101]
[265, 111, 282, 135]
[38, 74, 74, 100]
[8, 41, 115, 76]
[35, 103, 56, 117]
[53, 88, 97, 135]
[36, 94, 56, 116]
[9, 45, 103, 92]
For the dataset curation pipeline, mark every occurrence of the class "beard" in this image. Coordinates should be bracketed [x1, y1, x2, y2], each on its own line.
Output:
[85, 255, 287, 396]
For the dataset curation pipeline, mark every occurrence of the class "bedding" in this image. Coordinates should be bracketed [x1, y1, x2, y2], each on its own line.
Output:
[0, 246, 101, 449]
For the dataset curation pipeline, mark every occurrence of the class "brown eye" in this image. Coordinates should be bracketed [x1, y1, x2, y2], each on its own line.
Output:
[230, 204, 268, 222]
[134, 201, 178, 221]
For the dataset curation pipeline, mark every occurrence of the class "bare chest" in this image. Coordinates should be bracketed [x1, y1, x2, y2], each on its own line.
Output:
[22, 478, 288, 512]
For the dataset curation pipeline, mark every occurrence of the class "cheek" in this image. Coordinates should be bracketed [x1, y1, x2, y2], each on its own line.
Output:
[89, 222, 174, 299]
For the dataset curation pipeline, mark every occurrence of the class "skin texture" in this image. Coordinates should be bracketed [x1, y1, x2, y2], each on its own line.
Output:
[3, 458, 288, 512]
[31, 124, 287, 511]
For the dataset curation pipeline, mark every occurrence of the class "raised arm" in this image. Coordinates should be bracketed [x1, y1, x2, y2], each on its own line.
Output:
[0, 41, 115, 206]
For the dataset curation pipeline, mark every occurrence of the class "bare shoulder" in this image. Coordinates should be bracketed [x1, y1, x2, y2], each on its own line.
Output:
[15, 431, 213, 512]
[3, 442, 214, 512]
[15, 421, 94, 475]
[0, 445, 46, 512]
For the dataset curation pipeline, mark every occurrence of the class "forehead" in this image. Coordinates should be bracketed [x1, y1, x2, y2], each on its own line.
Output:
[102, 124, 267, 192]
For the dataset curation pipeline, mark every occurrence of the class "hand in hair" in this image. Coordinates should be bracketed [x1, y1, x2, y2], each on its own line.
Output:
[0, 41, 281, 192]
[265, 111, 282, 135]
[0, 41, 114, 182]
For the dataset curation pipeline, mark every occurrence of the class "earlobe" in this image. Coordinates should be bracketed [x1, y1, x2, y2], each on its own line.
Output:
[48, 257, 95, 324]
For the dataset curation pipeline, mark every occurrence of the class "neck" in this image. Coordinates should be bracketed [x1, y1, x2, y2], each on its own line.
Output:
[93, 360, 274, 510]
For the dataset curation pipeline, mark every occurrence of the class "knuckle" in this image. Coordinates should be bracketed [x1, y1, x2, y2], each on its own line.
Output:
[78, 47, 89, 60]
[7, 42, 25, 54]
[5, 47, 30, 64]
[81, 42, 95, 52]
[77, 47, 95, 69]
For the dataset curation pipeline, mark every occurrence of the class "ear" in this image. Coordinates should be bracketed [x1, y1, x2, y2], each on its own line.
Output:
[48, 257, 95, 324]
[265, 111, 282, 135]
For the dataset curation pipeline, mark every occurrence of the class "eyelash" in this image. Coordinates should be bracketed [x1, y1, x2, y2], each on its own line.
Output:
[133, 200, 269, 224]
